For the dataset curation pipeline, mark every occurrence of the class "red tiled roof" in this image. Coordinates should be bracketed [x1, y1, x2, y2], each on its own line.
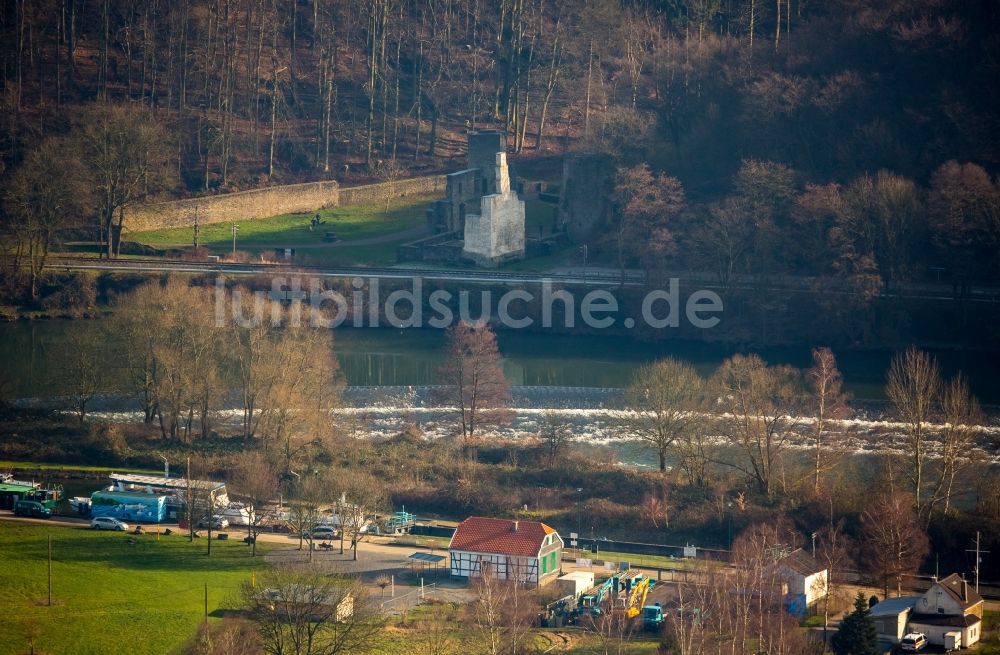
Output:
[449, 517, 558, 558]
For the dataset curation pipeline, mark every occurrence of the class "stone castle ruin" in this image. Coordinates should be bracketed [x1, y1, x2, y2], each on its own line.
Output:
[398, 131, 613, 268]
[399, 131, 525, 267]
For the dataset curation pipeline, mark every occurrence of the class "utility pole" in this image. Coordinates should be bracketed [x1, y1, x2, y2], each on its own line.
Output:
[231, 222, 239, 255]
[187, 456, 193, 542]
[47, 534, 52, 606]
[193, 208, 200, 248]
[966, 531, 990, 592]
[204, 582, 209, 627]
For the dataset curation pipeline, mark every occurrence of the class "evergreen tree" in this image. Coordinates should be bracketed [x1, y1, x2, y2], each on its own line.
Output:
[831, 592, 880, 655]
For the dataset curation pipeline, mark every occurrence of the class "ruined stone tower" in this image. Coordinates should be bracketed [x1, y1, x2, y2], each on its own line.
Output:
[461, 151, 526, 267]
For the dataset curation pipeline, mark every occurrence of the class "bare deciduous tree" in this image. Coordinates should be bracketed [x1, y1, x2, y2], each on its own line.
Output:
[240, 564, 383, 655]
[861, 492, 929, 598]
[230, 451, 279, 557]
[331, 469, 385, 561]
[806, 347, 852, 496]
[886, 347, 940, 517]
[620, 357, 708, 479]
[76, 104, 172, 258]
[936, 374, 982, 515]
[433, 322, 512, 456]
[3, 137, 92, 299]
[712, 354, 801, 497]
[467, 564, 535, 655]
[62, 329, 102, 424]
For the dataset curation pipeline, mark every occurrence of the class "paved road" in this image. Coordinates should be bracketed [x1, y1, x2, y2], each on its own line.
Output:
[266, 225, 430, 249]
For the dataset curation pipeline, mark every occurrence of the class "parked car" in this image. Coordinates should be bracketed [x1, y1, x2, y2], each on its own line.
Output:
[197, 515, 230, 530]
[303, 525, 339, 540]
[91, 517, 129, 531]
[901, 633, 928, 652]
[14, 500, 52, 518]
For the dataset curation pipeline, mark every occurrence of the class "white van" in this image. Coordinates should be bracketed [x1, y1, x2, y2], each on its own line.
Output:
[901, 633, 927, 652]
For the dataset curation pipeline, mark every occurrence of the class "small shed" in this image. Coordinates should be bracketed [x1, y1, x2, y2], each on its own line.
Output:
[408, 552, 447, 576]
[557, 571, 595, 599]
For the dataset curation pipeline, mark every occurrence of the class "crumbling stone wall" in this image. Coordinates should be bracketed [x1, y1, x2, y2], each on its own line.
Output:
[123, 175, 445, 233]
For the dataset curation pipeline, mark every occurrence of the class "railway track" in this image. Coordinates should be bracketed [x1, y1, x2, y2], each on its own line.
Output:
[46, 255, 1000, 302]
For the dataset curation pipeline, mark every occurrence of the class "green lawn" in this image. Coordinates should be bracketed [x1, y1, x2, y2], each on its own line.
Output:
[572, 549, 720, 572]
[0, 523, 269, 655]
[131, 193, 437, 250]
[980, 610, 1000, 655]
[0, 460, 159, 475]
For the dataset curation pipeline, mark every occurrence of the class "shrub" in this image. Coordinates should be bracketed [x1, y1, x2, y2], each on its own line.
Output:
[39, 273, 96, 316]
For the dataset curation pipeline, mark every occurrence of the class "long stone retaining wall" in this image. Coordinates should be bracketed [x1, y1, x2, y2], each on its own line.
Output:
[123, 175, 446, 233]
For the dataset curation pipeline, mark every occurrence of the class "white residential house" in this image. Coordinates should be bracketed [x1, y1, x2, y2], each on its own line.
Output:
[776, 548, 829, 607]
[907, 574, 984, 648]
[868, 574, 984, 649]
[448, 517, 563, 586]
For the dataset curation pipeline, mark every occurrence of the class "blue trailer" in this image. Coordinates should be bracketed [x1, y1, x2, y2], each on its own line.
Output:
[90, 490, 167, 523]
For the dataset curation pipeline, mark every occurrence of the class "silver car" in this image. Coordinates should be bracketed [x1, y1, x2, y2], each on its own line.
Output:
[91, 517, 129, 531]
[303, 525, 339, 540]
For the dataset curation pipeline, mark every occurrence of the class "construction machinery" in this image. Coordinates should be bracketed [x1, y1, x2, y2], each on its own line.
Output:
[578, 570, 652, 620]
[577, 574, 620, 618]
[625, 576, 653, 618]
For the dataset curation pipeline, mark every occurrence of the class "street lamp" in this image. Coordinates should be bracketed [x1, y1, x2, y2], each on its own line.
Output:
[576, 488, 583, 557]
[727, 501, 733, 549]
[231, 222, 239, 255]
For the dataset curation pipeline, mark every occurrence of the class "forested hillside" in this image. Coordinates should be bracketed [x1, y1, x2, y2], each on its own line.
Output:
[3, 1, 997, 187]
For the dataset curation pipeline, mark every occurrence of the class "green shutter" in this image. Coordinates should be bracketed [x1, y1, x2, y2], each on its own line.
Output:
[551, 551, 557, 570]
[541, 556, 547, 575]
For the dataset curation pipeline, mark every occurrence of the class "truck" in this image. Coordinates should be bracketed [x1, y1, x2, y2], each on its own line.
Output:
[642, 603, 664, 631]
[90, 490, 167, 523]
[944, 631, 962, 652]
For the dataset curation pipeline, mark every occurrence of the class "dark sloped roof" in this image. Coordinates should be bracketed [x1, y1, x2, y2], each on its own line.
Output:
[779, 548, 824, 576]
[869, 597, 919, 617]
[933, 573, 983, 610]
[909, 613, 980, 628]
[449, 517, 557, 558]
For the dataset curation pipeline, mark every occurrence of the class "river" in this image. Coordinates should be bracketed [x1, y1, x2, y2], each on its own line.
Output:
[3, 320, 1000, 404]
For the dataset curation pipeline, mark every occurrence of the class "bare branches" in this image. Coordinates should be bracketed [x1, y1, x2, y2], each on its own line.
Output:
[240, 565, 383, 655]
[712, 354, 802, 497]
[432, 322, 512, 455]
[620, 357, 708, 479]
[806, 347, 852, 497]
[860, 492, 929, 598]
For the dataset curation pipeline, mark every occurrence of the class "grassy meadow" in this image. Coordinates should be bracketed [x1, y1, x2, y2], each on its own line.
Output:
[0, 523, 268, 655]
[130, 194, 436, 250]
